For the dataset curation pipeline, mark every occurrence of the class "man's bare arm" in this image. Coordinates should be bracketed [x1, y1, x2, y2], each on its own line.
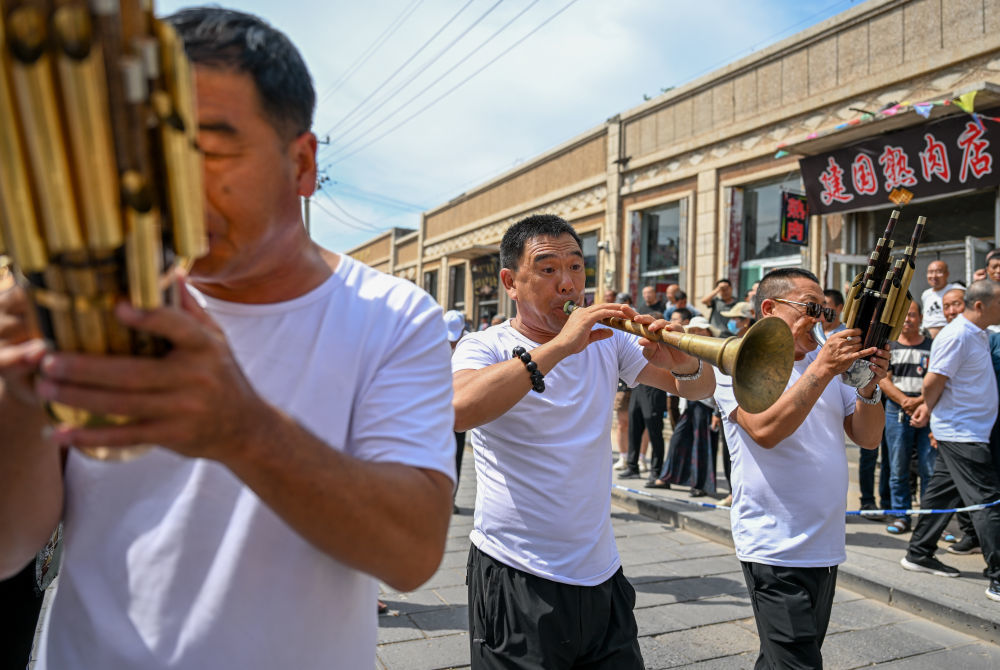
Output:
[453, 303, 627, 432]
[34, 289, 454, 592]
[0, 365, 63, 579]
[634, 362, 715, 401]
[921, 372, 949, 413]
[734, 329, 878, 448]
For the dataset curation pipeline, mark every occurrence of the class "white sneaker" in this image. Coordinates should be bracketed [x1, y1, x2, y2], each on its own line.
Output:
[613, 456, 628, 471]
[639, 459, 649, 473]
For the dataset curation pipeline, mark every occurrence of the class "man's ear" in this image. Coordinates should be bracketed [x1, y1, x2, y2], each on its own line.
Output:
[759, 298, 776, 317]
[500, 268, 517, 300]
[292, 131, 318, 197]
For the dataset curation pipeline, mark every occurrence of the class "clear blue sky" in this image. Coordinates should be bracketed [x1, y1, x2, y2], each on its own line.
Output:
[158, 0, 863, 252]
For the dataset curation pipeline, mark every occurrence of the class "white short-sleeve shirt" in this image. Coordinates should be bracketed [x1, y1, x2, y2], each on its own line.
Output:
[452, 322, 648, 585]
[38, 255, 456, 669]
[715, 358, 856, 567]
[928, 313, 998, 443]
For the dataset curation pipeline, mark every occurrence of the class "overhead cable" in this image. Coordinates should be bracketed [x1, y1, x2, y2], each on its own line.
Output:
[317, 0, 425, 107]
[323, 0, 556, 167]
[324, 0, 478, 138]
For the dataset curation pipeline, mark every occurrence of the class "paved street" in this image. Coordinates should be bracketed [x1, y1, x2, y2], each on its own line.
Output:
[375, 448, 1000, 670]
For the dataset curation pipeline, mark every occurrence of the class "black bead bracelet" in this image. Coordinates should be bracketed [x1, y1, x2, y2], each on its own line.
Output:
[512, 346, 545, 393]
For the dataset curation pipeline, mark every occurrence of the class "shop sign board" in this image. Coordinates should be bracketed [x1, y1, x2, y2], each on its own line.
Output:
[780, 192, 809, 245]
[800, 111, 1000, 214]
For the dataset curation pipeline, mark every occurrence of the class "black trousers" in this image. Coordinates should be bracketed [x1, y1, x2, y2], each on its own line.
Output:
[0, 559, 43, 670]
[741, 561, 838, 670]
[467, 545, 643, 669]
[906, 440, 1000, 580]
[454, 431, 466, 498]
[627, 384, 666, 476]
[953, 422, 1000, 542]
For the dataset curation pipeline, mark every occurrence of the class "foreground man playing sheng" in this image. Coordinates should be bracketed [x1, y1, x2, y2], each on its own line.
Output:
[715, 268, 889, 670]
[0, 8, 455, 668]
[452, 214, 715, 669]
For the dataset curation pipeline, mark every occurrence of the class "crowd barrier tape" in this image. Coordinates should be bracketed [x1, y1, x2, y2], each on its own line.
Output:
[613, 483, 1000, 516]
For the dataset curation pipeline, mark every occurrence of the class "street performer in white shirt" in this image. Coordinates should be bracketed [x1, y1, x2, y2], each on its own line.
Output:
[715, 268, 889, 669]
[452, 214, 715, 669]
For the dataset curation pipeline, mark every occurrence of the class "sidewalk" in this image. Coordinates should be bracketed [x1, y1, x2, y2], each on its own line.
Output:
[611, 440, 1000, 646]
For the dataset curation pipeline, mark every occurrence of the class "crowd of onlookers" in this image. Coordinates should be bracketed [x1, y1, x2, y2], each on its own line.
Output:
[605, 249, 1000, 591]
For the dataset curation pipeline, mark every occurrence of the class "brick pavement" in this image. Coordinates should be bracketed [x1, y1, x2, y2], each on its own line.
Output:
[375, 446, 1000, 670]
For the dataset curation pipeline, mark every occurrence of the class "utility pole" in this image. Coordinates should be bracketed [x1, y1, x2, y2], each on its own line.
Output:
[303, 196, 311, 235]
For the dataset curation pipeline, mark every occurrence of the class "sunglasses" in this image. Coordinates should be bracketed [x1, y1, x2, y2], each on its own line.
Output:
[772, 298, 836, 322]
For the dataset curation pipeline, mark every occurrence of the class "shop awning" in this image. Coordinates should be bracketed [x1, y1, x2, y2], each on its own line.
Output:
[782, 82, 1000, 157]
[444, 244, 500, 260]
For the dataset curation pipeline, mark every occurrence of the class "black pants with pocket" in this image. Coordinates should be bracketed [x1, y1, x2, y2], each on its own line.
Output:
[906, 440, 1000, 580]
[467, 544, 643, 669]
[740, 561, 838, 670]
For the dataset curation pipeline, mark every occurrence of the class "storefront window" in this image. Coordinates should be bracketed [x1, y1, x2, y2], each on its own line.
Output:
[423, 269, 438, 301]
[639, 202, 682, 286]
[737, 177, 805, 292]
[742, 179, 803, 261]
[449, 264, 465, 311]
[471, 255, 499, 325]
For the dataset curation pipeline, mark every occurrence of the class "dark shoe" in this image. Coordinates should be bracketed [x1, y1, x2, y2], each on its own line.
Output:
[987, 579, 1000, 602]
[946, 535, 981, 555]
[860, 502, 883, 522]
[900, 555, 960, 577]
[886, 517, 910, 534]
[689, 488, 706, 498]
[645, 479, 670, 489]
[618, 469, 641, 480]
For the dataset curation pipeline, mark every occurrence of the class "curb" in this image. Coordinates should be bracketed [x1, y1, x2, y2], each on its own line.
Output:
[610, 487, 1000, 646]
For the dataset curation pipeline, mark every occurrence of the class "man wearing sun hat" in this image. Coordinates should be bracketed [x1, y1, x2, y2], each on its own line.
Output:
[719, 302, 753, 336]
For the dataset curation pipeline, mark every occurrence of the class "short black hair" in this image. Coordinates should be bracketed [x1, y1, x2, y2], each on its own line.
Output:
[754, 268, 819, 318]
[716, 278, 731, 286]
[674, 289, 687, 301]
[986, 248, 1000, 263]
[671, 307, 693, 322]
[167, 7, 315, 140]
[823, 289, 845, 307]
[500, 214, 582, 271]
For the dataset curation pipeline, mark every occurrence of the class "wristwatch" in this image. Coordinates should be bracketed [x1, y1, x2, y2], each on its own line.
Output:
[671, 359, 703, 381]
[856, 385, 882, 405]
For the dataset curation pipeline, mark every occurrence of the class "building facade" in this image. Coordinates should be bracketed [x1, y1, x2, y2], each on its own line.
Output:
[347, 0, 1000, 324]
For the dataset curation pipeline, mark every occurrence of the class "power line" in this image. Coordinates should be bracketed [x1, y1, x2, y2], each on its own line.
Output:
[322, 0, 540, 166]
[317, 0, 425, 107]
[311, 195, 391, 234]
[326, 179, 427, 212]
[324, 0, 504, 151]
[324, 0, 579, 167]
[318, 190, 384, 231]
[324, 0, 478, 140]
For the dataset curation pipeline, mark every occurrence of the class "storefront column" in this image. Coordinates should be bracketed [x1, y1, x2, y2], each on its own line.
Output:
[694, 169, 718, 300]
[438, 257, 449, 307]
[603, 117, 623, 292]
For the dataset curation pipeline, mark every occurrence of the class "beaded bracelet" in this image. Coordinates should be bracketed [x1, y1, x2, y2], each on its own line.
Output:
[512, 346, 545, 393]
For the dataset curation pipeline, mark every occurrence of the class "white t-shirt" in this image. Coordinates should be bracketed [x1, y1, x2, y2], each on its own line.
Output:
[715, 359, 856, 567]
[452, 322, 648, 586]
[38, 255, 456, 669]
[921, 283, 962, 329]
[928, 313, 998, 443]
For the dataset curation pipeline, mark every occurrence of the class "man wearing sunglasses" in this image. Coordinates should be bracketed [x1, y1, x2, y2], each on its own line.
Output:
[714, 268, 889, 669]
